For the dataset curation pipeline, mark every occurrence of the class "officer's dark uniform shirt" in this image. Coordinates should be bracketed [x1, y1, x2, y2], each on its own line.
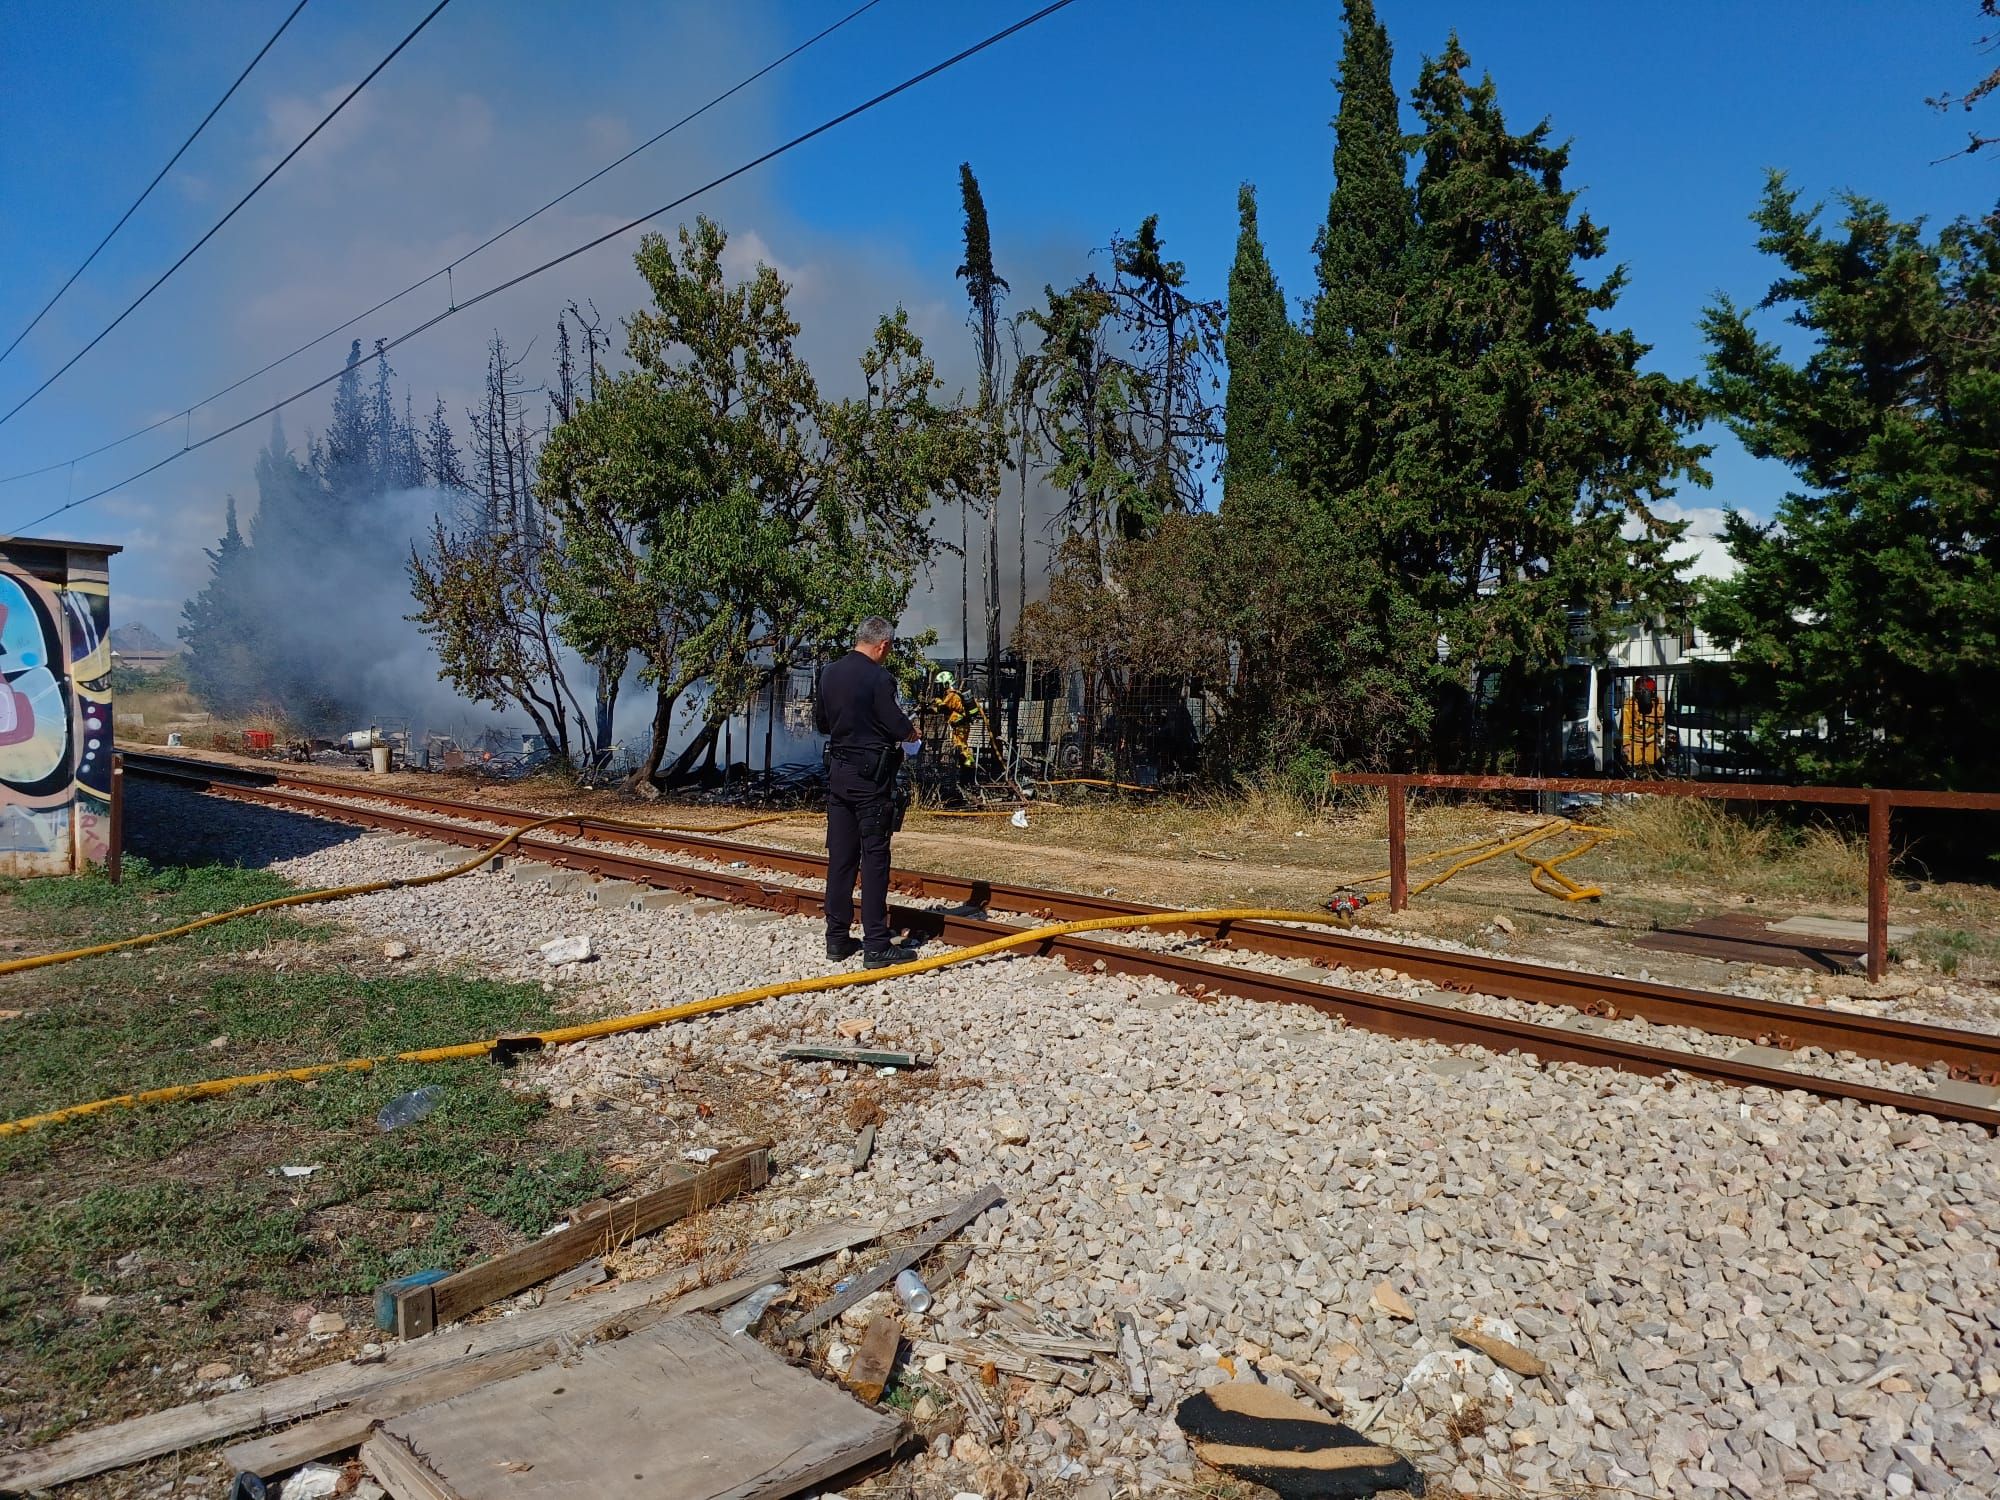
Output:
[815, 651, 914, 759]
[816, 650, 914, 952]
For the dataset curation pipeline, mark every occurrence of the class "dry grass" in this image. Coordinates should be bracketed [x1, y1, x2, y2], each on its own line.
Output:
[1601, 797, 1868, 901]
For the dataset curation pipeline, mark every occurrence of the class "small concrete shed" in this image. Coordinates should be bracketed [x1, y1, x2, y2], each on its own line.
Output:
[0, 535, 121, 875]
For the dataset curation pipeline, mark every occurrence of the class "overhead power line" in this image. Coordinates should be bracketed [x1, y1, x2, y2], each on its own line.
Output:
[0, 0, 314, 368]
[10, 0, 1081, 539]
[0, 0, 884, 490]
[0, 0, 455, 431]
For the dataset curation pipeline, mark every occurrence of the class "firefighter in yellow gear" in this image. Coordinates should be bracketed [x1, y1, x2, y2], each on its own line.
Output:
[1619, 675, 1669, 772]
[928, 670, 982, 772]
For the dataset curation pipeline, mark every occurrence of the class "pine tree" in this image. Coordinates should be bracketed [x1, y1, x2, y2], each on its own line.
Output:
[323, 338, 372, 502]
[180, 498, 262, 714]
[1701, 183, 2000, 787]
[1222, 183, 1298, 502]
[423, 396, 468, 492]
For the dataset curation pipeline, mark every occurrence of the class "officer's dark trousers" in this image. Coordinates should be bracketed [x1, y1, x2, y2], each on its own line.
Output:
[825, 763, 893, 951]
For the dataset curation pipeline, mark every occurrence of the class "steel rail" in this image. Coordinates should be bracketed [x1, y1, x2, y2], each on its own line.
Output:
[122, 752, 2000, 1129]
[121, 751, 2000, 1083]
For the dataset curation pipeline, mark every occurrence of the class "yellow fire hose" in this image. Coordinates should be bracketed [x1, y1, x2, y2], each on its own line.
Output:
[0, 902, 1358, 1137]
[1329, 819, 1623, 909]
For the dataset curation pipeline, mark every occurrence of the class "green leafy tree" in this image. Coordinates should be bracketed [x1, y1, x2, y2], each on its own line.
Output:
[538, 218, 985, 788]
[1700, 182, 2000, 787]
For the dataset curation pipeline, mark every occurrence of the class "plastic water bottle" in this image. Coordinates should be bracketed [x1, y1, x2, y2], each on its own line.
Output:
[375, 1085, 443, 1132]
[718, 1282, 786, 1336]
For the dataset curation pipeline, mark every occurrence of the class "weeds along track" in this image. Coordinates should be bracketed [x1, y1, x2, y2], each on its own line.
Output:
[123, 751, 2000, 1128]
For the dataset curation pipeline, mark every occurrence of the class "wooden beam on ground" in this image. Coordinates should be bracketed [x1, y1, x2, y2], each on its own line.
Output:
[0, 1191, 972, 1494]
[377, 1316, 903, 1500]
[360, 1433, 459, 1500]
[780, 1046, 928, 1069]
[845, 1316, 903, 1404]
[782, 1183, 1002, 1339]
[219, 1274, 779, 1479]
[394, 1143, 769, 1338]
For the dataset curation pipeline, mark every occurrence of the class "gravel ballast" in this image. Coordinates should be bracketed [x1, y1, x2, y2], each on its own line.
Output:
[125, 780, 2000, 1498]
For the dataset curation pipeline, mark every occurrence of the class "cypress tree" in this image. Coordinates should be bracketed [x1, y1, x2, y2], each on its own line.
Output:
[1700, 183, 2000, 787]
[1303, 0, 1413, 502]
[1221, 183, 1298, 502]
[180, 498, 261, 714]
[1387, 37, 1707, 744]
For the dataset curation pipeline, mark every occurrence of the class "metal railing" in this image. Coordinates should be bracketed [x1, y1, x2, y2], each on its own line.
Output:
[1330, 771, 2000, 981]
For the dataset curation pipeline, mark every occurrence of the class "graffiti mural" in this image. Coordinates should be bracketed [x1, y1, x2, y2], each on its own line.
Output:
[0, 559, 113, 873]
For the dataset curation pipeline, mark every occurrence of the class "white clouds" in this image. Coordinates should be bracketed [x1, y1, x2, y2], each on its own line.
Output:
[1654, 499, 1740, 582]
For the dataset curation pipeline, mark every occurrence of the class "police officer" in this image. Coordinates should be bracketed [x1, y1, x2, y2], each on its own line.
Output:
[816, 617, 922, 967]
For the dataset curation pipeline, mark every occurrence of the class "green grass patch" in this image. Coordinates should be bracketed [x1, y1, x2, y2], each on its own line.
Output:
[0, 856, 618, 1444]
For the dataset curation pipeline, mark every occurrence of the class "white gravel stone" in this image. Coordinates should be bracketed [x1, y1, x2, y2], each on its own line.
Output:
[129, 780, 2000, 1497]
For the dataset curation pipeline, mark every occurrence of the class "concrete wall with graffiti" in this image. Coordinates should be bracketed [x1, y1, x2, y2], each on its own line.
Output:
[0, 545, 114, 875]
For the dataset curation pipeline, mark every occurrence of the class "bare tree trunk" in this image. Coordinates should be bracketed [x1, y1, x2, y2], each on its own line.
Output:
[656, 720, 719, 788]
[630, 688, 681, 789]
[960, 499, 971, 678]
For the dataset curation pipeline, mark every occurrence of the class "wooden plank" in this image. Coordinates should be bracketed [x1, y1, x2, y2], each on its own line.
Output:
[402, 1143, 769, 1335]
[361, 1433, 460, 1500]
[381, 1316, 902, 1500]
[782, 1183, 1002, 1338]
[780, 1046, 927, 1068]
[223, 1271, 778, 1479]
[0, 1195, 968, 1493]
[845, 1316, 902, 1403]
[0, 1265, 762, 1494]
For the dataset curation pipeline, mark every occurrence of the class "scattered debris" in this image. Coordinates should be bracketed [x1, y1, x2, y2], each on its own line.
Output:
[196, 1362, 235, 1382]
[388, 1144, 770, 1338]
[382, 940, 413, 961]
[307, 1313, 346, 1338]
[780, 1045, 927, 1069]
[1368, 1282, 1415, 1322]
[74, 1294, 112, 1313]
[784, 1184, 1003, 1339]
[1490, 914, 1516, 935]
[1452, 1318, 1548, 1378]
[276, 1461, 344, 1500]
[892, 1269, 934, 1315]
[1176, 1383, 1425, 1499]
[539, 934, 594, 966]
[682, 1147, 720, 1164]
[275, 1164, 321, 1179]
[846, 1314, 903, 1402]
[1285, 1366, 1344, 1419]
[834, 1017, 876, 1040]
[718, 1282, 787, 1337]
[852, 1123, 876, 1171]
[375, 1085, 443, 1132]
[1116, 1310, 1150, 1405]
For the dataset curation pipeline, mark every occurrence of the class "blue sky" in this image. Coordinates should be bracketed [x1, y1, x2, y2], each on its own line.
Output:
[1, 0, 1994, 638]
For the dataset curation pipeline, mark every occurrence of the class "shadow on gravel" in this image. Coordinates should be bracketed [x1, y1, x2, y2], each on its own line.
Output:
[124, 780, 372, 873]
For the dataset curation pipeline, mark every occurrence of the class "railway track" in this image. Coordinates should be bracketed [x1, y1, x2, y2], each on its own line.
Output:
[123, 750, 2000, 1129]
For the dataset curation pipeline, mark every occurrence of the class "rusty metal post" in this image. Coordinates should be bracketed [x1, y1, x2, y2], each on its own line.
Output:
[1387, 777, 1409, 912]
[1866, 790, 1890, 983]
[108, 752, 124, 886]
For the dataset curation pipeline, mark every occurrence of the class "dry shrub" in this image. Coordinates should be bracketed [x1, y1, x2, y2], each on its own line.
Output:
[1605, 796, 1866, 899]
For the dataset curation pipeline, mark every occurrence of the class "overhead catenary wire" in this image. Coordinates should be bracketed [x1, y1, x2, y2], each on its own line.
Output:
[0, 0, 455, 431]
[0, 0, 313, 367]
[5, 0, 1082, 537]
[0, 0, 884, 491]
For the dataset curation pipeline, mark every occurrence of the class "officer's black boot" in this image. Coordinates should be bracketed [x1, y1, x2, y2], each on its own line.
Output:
[862, 943, 919, 969]
[826, 933, 861, 960]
